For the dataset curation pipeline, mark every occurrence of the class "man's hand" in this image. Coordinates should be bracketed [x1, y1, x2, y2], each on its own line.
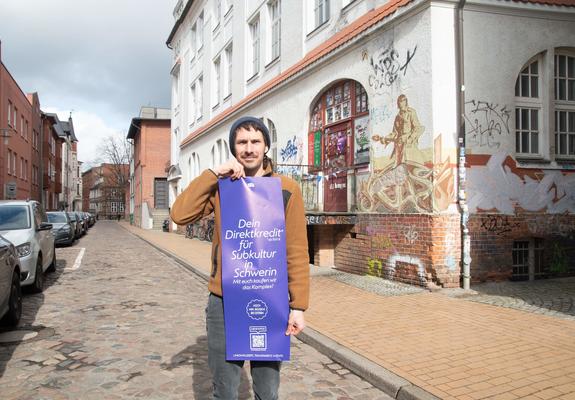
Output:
[212, 158, 245, 180]
[285, 309, 305, 336]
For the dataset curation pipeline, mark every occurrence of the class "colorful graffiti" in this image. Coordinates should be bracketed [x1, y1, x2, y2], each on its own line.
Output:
[465, 100, 511, 149]
[467, 152, 575, 214]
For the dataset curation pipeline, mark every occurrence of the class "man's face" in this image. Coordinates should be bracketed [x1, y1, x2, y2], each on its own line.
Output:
[399, 98, 408, 111]
[234, 126, 267, 176]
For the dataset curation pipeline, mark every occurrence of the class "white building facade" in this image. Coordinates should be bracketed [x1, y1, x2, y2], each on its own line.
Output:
[167, 0, 575, 287]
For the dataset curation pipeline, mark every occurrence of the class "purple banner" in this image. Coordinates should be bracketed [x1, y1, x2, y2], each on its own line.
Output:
[219, 177, 290, 361]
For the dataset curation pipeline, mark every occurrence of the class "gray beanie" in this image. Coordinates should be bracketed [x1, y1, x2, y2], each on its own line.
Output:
[228, 116, 270, 156]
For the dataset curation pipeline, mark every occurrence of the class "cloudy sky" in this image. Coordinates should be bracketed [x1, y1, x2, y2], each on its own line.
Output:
[0, 0, 176, 168]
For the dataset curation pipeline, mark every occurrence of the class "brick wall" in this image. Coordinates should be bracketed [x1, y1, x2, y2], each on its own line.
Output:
[315, 213, 462, 288]
[469, 213, 575, 282]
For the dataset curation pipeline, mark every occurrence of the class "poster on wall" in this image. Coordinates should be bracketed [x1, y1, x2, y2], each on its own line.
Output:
[354, 115, 370, 165]
[308, 130, 322, 168]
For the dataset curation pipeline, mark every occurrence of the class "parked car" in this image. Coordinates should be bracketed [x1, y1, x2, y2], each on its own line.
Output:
[74, 211, 87, 236]
[82, 212, 92, 230]
[0, 200, 56, 293]
[47, 212, 75, 246]
[0, 234, 22, 327]
[67, 212, 82, 239]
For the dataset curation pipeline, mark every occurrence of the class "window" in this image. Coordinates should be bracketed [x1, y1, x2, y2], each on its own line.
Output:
[12, 152, 17, 176]
[197, 76, 203, 120]
[314, 0, 329, 28]
[249, 17, 260, 77]
[20, 116, 24, 136]
[213, 56, 221, 107]
[554, 54, 575, 157]
[7, 101, 12, 126]
[210, 139, 229, 168]
[267, 119, 278, 162]
[355, 82, 369, 114]
[14, 108, 17, 132]
[190, 83, 197, 124]
[225, 45, 233, 98]
[269, 0, 281, 61]
[7, 150, 11, 175]
[190, 24, 197, 57]
[325, 81, 352, 125]
[197, 12, 204, 50]
[191, 152, 201, 179]
[214, 0, 221, 29]
[515, 49, 575, 160]
[25, 120, 29, 140]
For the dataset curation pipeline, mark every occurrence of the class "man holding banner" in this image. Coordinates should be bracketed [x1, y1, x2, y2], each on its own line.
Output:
[170, 116, 310, 399]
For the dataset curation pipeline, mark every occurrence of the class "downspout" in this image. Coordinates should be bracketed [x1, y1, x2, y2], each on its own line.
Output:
[39, 117, 44, 207]
[456, 0, 471, 290]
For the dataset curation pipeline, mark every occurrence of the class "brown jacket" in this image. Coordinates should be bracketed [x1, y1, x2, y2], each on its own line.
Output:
[170, 167, 310, 311]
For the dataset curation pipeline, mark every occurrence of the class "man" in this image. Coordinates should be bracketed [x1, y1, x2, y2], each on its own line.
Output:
[170, 116, 310, 399]
[372, 94, 424, 167]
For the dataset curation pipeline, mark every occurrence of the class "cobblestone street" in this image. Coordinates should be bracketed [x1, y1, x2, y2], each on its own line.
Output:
[0, 222, 391, 400]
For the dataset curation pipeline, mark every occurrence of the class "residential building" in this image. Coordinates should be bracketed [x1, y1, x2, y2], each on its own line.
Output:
[40, 112, 65, 210]
[1, 43, 41, 201]
[84, 163, 129, 220]
[127, 106, 171, 229]
[167, 0, 575, 287]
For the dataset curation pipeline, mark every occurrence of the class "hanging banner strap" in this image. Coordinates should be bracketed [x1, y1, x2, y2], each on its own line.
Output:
[219, 177, 290, 361]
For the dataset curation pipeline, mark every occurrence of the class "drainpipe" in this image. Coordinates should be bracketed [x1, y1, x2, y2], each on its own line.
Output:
[456, 0, 471, 290]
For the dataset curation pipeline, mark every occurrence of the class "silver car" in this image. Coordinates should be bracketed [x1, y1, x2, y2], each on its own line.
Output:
[0, 234, 22, 326]
[0, 200, 56, 293]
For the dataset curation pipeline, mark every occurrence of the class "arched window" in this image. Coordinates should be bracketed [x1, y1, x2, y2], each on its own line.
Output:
[210, 139, 229, 168]
[266, 118, 277, 162]
[514, 49, 575, 160]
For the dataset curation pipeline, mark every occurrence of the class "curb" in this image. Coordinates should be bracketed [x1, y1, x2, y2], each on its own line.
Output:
[122, 225, 439, 400]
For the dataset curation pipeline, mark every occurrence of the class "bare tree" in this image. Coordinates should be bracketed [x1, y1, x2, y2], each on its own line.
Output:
[97, 133, 131, 187]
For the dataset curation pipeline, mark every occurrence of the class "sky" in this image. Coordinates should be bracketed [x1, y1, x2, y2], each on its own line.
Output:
[0, 0, 177, 169]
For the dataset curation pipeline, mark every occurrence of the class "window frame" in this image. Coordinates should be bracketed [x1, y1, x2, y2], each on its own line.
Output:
[515, 57, 543, 158]
[268, 0, 281, 62]
[554, 52, 575, 159]
[249, 15, 261, 78]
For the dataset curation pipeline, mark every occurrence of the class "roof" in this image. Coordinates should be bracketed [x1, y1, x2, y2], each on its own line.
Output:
[127, 117, 171, 140]
[518, 0, 575, 5]
[166, 0, 195, 47]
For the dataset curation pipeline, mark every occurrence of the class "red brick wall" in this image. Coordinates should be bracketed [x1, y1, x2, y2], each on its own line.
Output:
[315, 213, 462, 288]
[469, 213, 575, 282]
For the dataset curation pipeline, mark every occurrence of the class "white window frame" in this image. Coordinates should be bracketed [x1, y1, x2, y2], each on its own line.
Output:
[213, 56, 221, 107]
[225, 45, 233, 98]
[214, 0, 222, 30]
[190, 23, 197, 60]
[210, 139, 229, 168]
[197, 11, 204, 51]
[268, 0, 280, 62]
[314, 0, 329, 29]
[554, 52, 575, 159]
[197, 76, 203, 120]
[515, 56, 543, 158]
[249, 16, 260, 78]
[7, 101, 12, 126]
[189, 82, 197, 126]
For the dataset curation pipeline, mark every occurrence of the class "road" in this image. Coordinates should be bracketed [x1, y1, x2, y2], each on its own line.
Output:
[0, 221, 391, 400]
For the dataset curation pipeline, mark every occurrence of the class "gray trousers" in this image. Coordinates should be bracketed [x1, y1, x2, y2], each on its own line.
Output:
[206, 294, 281, 400]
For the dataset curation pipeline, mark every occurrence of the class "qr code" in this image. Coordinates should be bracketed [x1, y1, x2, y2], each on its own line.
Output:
[250, 333, 267, 351]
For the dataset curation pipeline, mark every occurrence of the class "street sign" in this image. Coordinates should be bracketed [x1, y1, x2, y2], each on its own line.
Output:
[5, 182, 16, 199]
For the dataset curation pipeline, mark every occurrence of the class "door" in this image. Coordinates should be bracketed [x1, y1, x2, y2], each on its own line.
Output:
[154, 178, 169, 209]
[323, 122, 351, 212]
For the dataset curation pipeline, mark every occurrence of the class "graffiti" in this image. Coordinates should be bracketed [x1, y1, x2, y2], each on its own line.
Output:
[185, 217, 214, 241]
[404, 226, 419, 244]
[367, 44, 417, 92]
[280, 136, 303, 164]
[433, 158, 455, 212]
[369, 105, 393, 125]
[387, 253, 426, 285]
[372, 234, 394, 249]
[357, 162, 433, 213]
[465, 100, 511, 148]
[367, 258, 384, 277]
[480, 215, 520, 235]
[527, 215, 574, 238]
[306, 214, 356, 225]
[467, 152, 575, 214]
[550, 243, 568, 274]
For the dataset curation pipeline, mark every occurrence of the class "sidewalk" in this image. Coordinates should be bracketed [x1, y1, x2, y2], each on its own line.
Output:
[120, 222, 575, 400]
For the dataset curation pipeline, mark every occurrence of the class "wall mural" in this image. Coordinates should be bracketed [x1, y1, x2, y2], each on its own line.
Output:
[357, 94, 434, 213]
[467, 152, 575, 214]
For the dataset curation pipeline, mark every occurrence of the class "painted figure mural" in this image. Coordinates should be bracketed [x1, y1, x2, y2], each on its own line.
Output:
[372, 94, 424, 167]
